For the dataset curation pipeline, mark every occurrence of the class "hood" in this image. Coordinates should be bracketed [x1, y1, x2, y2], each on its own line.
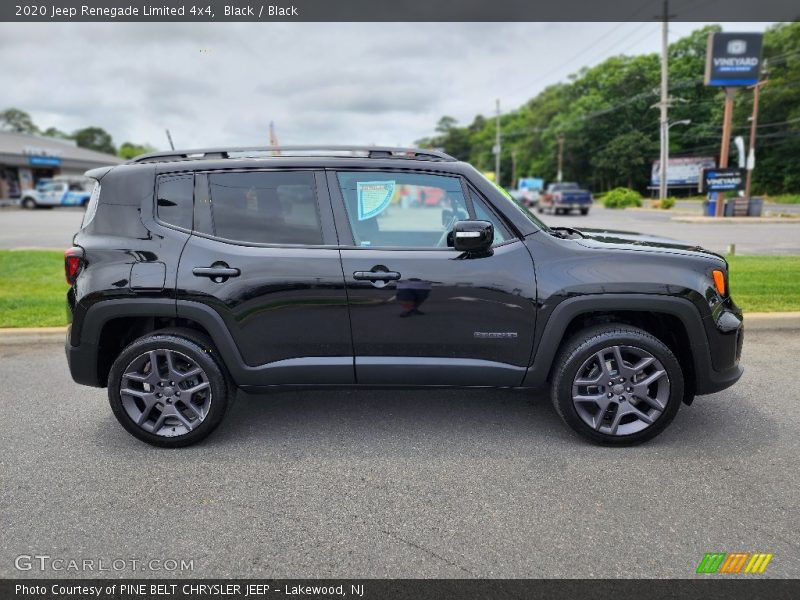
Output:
[572, 227, 725, 261]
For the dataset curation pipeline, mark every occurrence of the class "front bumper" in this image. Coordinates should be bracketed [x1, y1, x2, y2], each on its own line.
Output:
[695, 306, 744, 395]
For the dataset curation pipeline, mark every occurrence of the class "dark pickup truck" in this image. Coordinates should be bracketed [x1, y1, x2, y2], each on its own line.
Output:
[539, 182, 593, 215]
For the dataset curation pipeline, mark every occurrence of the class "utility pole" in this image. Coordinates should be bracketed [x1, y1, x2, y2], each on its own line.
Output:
[715, 87, 737, 216]
[658, 0, 670, 202]
[557, 134, 565, 183]
[494, 98, 501, 185]
[511, 149, 517, 190]
[744, 75, 767, 201]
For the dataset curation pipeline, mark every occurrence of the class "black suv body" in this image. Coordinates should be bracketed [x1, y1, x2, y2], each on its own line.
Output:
[65, 146, 743, 446]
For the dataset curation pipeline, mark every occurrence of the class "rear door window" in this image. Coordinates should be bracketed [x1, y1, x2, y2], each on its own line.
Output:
[206, 171, 323, 245]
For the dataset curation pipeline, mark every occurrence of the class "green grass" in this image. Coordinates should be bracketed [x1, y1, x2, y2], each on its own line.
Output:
[0, 250, 69, 328]
[0, 251, 798, 328]
[766, 194, 800, 204]
[727, 256, 800, 312]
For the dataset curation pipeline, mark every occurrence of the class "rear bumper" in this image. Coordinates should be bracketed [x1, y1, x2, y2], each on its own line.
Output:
[65, 325, 103, 387]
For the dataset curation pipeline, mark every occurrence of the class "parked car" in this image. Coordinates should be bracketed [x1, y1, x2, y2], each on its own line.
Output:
[508, 188, 540, 207]
[65, 145, 743, 447]
[21, 179, 93, 209]
[539, 182, 593, 215]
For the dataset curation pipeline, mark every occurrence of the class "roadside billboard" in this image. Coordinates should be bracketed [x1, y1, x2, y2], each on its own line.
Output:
[704, 32, 764, 86]
[651, 156, 716, 187]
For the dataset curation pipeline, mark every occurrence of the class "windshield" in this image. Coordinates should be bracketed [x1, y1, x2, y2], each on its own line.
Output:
[467, 165, 551, 232]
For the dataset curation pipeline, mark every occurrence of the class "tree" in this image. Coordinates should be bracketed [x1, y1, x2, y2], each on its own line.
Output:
[592, 130, 656, 189]
[0, 108, 38, 134]
[72, 127, 116, 155]
[41, 126, 71, 139]
[118, 142, 157, 160]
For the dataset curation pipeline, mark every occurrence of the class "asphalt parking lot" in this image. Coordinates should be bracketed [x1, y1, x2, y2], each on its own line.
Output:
[1, 330, 798, 579]
[1, 204, 799, 255]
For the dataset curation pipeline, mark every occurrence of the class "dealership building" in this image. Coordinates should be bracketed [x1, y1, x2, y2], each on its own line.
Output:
[0, 131, 123, 198]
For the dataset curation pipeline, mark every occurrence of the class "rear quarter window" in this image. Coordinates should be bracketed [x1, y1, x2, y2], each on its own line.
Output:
[156, 174, 194, 230]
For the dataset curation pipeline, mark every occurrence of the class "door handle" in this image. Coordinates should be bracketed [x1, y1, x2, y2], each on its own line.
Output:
[353, 270, 401, 281]
[192, 263, 240, 282]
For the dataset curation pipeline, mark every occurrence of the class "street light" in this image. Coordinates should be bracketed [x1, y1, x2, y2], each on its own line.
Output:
[660, 119, 691, 200]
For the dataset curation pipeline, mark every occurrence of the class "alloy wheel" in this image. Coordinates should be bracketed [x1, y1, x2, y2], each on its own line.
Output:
[119, 349, 212, 437]
[571, 344, 670, 436]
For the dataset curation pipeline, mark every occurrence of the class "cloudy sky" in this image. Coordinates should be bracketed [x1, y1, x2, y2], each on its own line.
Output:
[0, 20, 773, 151]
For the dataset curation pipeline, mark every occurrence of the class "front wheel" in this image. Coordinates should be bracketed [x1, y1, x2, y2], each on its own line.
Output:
[550, 325, 683, 445]
[580, 208, 589, 215]
[107, 333, 231, 447]
[21, 197, 37, 209]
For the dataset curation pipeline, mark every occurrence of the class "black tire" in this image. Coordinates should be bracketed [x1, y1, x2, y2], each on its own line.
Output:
[580, 208, 589, 215]
[536, 206, 544, 214]
[21, 197, 37, 209]
[550, 324, 683, 445]
[107, 332, 231, 447]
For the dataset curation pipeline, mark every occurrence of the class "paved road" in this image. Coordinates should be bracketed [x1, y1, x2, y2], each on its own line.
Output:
[1, 330, 798, 578]
[546, 206, 800, 255]
[1, 205, 799, 255]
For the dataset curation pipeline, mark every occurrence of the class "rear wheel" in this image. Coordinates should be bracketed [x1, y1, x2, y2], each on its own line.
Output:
[107, 333, 230, 447]
[550, 325, 683, 445]
[21, 197, 36, 209]
[580, 208, 589, 215]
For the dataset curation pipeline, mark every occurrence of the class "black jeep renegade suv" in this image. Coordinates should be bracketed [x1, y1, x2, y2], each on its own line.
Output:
[65, 146, 744, 447]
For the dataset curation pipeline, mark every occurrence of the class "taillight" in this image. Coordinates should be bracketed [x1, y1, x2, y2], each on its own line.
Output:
[65, 247, 84, 285]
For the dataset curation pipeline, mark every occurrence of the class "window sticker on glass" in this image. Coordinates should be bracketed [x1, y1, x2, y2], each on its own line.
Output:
[357, 180, 395, 221]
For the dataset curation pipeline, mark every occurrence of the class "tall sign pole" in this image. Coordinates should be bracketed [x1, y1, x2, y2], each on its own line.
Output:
[557, 134, 564, 183]
[658, 0, 670, 202]
[715, 87, 736, 216]
[744, 77, 766, 201]
[704, 31, 764, 217]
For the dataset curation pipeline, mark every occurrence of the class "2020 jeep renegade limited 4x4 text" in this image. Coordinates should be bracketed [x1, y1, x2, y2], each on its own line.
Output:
[64, 146, 744, 447]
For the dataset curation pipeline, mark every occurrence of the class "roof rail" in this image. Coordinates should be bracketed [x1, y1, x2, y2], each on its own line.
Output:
[130, 145, 457, 164]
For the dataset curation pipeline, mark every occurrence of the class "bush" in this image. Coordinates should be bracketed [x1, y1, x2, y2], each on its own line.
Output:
[602, 187, 642, 209]
[660, 198, 676, 209]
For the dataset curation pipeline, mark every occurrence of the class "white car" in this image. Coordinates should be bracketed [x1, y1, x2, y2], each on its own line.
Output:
[20, 180, 92, 209]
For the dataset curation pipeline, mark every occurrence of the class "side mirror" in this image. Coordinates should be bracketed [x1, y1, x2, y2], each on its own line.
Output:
[452, 220, 493, 252]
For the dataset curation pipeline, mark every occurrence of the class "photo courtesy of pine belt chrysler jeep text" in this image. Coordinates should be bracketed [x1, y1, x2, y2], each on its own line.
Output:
[64, 146, 744, 447]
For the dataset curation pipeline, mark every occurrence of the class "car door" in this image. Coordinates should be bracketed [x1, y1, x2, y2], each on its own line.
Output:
[174, 169, 354, 386]
[328, 169, 537, 386]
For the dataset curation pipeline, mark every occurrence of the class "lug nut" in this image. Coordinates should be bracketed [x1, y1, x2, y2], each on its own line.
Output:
[619, 377, 625, 383]
[627, 387, 633, 392]
[607, 392, 613, 398]
[175, 391, 181, 396]
[618, 396, 626, 402]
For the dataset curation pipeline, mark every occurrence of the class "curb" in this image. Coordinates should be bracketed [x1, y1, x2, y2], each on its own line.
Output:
[671, 216, 800, 224]
[0, 326, 67, 345]
[2, 313, 800, 346]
